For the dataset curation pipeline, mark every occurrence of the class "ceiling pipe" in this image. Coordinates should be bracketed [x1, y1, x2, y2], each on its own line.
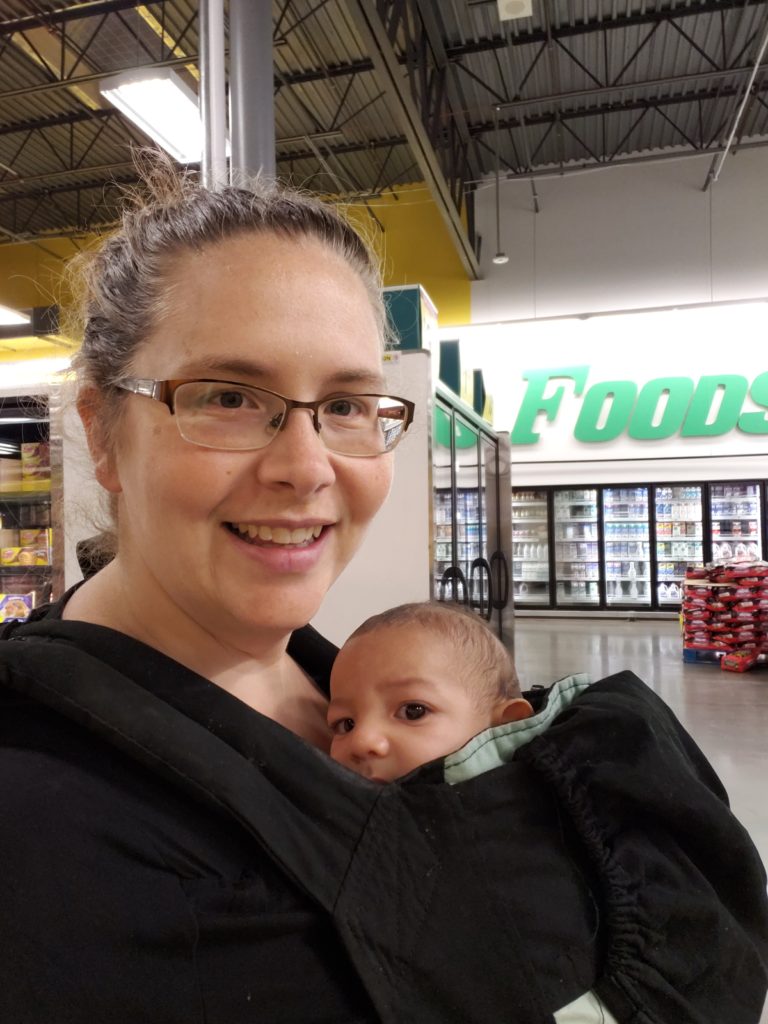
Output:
[199, 0, 227, 190]
[703, 14, 768, 190]
[492, 107, 508, 265]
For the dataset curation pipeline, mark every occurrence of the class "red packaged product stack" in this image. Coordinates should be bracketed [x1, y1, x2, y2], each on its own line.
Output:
[682, 562, 768, 668]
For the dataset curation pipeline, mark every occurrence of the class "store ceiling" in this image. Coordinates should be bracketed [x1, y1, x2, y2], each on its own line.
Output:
[0, 0, 767, 273]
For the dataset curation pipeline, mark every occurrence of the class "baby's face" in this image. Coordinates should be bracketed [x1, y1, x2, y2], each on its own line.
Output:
[327, 624, 502, 783]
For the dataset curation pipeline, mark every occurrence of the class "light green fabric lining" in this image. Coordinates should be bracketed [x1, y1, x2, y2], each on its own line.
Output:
[554, 989, 620, 1023]
[443, 672, 592, 784]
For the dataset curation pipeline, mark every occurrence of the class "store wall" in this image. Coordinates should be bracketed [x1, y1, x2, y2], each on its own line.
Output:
[444, 301, 768, 487]
[471, 147, 768, 323]
[0, 237, 83, 312]
[345, 183, 471, 326]
[0, 187, 472, 330]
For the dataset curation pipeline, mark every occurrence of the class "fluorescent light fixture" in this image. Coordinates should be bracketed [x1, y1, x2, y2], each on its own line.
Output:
[100, 68, 203, 164]
[0, 304, 30, 326]
[0, 356, 72, 388]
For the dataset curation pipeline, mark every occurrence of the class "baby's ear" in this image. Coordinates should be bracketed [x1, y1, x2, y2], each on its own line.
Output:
[494, 697, 534, 725]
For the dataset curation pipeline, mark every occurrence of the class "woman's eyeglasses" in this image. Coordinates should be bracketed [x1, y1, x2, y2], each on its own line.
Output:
[114, 378, 415, 457]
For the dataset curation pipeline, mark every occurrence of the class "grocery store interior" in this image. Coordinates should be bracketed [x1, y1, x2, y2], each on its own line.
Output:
[1, 0, 767, 1016]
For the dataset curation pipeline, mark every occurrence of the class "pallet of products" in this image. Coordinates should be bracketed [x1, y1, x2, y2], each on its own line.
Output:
[682, 562, 768, 671]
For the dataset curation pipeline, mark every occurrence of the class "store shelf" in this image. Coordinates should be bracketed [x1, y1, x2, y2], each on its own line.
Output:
[656, 517, 702, 523]
[0, 564, 51, 574]
[657, 537, 703, 542]
[511, 501, 547, 507]
[606, 575, 651, 582]
[713, 534, 759, 540]
[511, 517, 549, 523]
[0, 490, 51, 504]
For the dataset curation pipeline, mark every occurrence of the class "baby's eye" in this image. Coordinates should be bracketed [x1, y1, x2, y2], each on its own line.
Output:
[395, 703, 430, 721]
[330, 717, 355, 735]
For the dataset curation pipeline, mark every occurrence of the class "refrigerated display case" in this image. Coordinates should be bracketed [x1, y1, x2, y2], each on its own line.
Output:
[511, 489, 550, 606]
[553, 489, 600, 606]
[654, 485, 704, 606]
[0, 392, 59, 622]
[709, 482, 762, 562]
[510, 480, 768, 614]
[602, 487, 651, 607]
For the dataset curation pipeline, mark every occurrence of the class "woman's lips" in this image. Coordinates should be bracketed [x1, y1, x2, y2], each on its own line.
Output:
[223, 521, 331, 572]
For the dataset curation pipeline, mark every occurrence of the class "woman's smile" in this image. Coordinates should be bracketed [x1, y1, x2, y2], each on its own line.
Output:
[223, 519, 332, 573]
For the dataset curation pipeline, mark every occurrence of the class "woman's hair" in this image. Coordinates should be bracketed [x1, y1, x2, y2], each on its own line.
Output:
[347, 601, 521, 702]
[65, 154, 387, 567]
[69, 155, 386, 399]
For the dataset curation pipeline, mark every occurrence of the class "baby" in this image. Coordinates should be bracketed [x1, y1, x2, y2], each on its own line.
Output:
[328, 601, 533, 783]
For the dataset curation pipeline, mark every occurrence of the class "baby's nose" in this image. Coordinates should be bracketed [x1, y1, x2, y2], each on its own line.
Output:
[351, 727, 390, 760]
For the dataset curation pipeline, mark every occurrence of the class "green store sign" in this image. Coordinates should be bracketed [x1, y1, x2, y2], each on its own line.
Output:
[510, 365, 768, 445]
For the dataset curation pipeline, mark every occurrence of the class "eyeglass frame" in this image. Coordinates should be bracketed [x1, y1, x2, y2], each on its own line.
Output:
[113, 377, 416, 457]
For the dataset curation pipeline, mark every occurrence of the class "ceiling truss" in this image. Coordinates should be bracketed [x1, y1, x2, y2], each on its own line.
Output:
[0, 0, 765, 249]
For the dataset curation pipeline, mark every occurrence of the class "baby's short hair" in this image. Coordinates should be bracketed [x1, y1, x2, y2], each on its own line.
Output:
[347, 601, 521, 705]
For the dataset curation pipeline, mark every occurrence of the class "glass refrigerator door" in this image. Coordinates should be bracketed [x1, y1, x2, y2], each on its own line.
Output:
[553, 489, 600, 606]
[709, 482, 762, 562]
[511, 488, 550, 606]
[476, 434, 497, 618]
[454, 414, 482, 608]
[602, 487, 651, 607]
[432, 404, 455, 599]
[655, 485, 704, 605]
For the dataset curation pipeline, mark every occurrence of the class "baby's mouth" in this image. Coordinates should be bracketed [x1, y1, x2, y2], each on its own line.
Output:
[226, 522, 324, 547]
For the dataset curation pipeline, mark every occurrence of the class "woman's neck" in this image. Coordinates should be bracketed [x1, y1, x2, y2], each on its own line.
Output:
[63, 561, 331, 749]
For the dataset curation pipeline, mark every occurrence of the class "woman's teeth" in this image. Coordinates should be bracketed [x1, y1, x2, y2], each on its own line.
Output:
[230, 523, 323, 545]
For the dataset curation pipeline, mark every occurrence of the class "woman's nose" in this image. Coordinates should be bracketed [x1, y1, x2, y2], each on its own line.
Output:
[255, 407, 336, 494]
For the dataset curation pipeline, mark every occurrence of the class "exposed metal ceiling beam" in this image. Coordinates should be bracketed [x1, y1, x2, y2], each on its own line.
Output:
[4, 67, 765, 193]
[0, 109, 116, 137]
[496, 62, 768, 112]
[0, 0, 153, 36]
[6, 133, 768, 238]
[508, 0, 768, 46]
[345, 0, 480, 279]
[1, 1, 762, 108]
[492, 78, 768, 134]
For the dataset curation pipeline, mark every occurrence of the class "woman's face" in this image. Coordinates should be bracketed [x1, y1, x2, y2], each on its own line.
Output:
[98, 232, 393, 645]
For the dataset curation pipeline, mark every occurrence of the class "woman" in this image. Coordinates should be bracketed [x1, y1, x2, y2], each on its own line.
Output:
[1, 171, 766, 1024]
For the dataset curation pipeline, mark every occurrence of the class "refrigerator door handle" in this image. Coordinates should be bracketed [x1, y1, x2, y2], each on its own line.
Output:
[489, 550, 510, 609]
[439, 566, 469, 605]
[469, 557, 494, 621]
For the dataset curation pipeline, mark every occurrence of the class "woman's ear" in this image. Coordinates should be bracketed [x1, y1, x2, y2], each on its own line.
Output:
[494, 697, 534, 726]
[76, 386, 122, 494]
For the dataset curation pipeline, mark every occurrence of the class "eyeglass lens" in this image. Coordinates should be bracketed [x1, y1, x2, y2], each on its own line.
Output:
[172, 381, 408, 454]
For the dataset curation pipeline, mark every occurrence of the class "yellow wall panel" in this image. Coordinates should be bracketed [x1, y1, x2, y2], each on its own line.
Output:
[0, 183, 471, 348]
[344, 183, 471, 326]
[0, 237, 85, 313]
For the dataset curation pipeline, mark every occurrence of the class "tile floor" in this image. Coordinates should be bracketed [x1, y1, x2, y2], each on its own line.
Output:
[514, 616, 768, 1022]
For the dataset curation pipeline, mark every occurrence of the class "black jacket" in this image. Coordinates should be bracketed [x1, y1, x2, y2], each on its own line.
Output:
[1, 604, 766, 1023]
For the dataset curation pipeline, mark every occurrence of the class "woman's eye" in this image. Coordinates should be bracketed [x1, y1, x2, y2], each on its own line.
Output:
[325, 398, 357, 417]
[396, 703, 429, 721]
[215, 390, 247, 409]
[330, 718, 355, 735]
